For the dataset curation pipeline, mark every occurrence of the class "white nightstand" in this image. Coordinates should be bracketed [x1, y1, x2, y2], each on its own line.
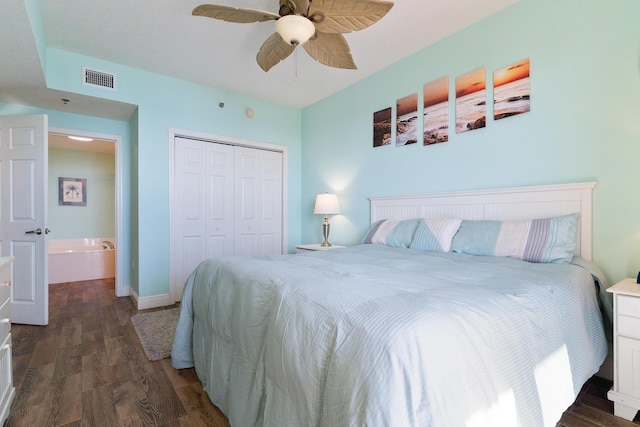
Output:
[608, 278, 640, 421]
[296, 244, 346, 254]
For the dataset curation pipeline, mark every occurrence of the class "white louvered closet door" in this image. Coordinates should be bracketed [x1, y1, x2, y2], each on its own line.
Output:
[172, 137, 283, 301]
[234, 146, 283, 257]
[173, 137, 234, 298]
[205, 142, 235, 258]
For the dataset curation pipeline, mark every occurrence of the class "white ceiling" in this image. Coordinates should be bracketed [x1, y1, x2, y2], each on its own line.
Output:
[0, 0, 518, 120]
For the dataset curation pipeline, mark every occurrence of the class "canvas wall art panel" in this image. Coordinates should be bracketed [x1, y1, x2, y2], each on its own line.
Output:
[455, 68, 486, 134]
[373, 107, 392, 147]
[494, 58, 530, 120]
[423, 76, 449, 145]
[396, 93, 418, 146]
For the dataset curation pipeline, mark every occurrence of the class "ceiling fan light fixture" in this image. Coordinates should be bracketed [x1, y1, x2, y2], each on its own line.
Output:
[276, 15, 315, 46]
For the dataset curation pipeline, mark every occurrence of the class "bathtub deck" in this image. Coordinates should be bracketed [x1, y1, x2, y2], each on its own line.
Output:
[48, 238, 115, 284]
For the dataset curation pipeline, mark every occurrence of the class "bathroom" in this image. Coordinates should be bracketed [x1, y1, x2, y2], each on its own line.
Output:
[48, 132, 116, 284]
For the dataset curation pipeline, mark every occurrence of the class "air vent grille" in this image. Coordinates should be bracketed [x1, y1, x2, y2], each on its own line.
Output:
[83, 67, 116, 90]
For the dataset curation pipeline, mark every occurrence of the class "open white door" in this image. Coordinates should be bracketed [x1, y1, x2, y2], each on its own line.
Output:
[0, 114, 49, 325]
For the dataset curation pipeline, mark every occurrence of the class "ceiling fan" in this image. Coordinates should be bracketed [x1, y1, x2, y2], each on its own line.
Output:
[192, 0, 394, 72]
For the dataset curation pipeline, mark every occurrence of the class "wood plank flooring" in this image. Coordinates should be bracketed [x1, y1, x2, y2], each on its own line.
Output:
[6, 279, 229, 427]
[4, 278, 640, 426]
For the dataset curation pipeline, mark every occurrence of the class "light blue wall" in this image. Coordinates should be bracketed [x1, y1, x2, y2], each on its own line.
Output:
[301, 0, 640, 284]
[43, 48, 302, 298]
[48, 148, 115, 240]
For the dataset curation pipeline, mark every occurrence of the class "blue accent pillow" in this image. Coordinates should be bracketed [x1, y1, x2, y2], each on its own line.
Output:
[409, 218, 462, 253]
[362, 219, 420, 248]
[450, 213, 579, 263]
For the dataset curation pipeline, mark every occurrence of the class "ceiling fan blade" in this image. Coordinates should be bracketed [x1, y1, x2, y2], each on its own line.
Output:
[278, 0, 310, 17]
[289, 0, 310, 15]
[308, 0, 393, 33]
[303, 32, 357, 70]
[193, 4, 280, 23]
[257, 33, 296, 72]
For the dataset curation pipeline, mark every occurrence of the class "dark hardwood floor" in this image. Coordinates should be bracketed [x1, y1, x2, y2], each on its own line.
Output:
[6, 279, 229, 426]
[4, 278, 639, 426]
[559, 375, 640, 427]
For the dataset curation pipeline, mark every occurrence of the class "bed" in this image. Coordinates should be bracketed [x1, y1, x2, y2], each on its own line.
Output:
[171, 182, 611, 427]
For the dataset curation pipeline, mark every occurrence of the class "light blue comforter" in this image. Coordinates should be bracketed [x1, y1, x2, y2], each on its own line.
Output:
[172, 244, 609, 427]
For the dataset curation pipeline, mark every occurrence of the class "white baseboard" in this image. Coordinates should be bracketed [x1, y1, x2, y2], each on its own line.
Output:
[129, 287, 173, 310]
[116, 283, 130, 298]
[129, 287, 139, 307]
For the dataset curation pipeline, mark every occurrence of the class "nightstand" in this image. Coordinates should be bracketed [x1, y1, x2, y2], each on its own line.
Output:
[296, 244, 346, 254]
[608, 278, 640, 421]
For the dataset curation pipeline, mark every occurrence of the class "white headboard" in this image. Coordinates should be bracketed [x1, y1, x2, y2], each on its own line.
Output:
[370, 182, 597, 260]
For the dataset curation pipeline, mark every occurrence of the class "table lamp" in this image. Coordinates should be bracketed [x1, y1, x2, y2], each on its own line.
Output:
[314, 193, 340, 247]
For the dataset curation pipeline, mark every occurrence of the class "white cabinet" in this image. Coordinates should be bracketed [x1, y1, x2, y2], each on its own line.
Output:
[608, 278, 640, 420]
[0, 256, 14, 426]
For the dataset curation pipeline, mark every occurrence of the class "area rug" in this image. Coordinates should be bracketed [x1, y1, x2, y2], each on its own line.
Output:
[131, 307, 180, 361]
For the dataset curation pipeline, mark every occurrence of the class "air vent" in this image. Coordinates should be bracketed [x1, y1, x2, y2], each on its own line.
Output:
[83, 67, 116, 90]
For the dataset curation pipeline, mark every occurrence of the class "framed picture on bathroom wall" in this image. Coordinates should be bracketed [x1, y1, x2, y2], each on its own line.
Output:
[59, 177, 87, 206]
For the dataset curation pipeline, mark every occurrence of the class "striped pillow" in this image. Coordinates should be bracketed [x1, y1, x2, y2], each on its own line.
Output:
[450, 213, 579, 263]
[362, 219, 420, 248]
[409, 218, 462, 253]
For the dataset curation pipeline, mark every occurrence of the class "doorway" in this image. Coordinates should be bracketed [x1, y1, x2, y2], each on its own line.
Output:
[48, 127, 126, 297]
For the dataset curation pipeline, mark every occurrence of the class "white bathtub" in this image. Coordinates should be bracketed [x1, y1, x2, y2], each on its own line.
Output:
[48, 238, 116, 284]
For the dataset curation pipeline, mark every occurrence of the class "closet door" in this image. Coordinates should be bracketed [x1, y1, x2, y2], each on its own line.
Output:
[173, 137, 234, 298]
[205, 142, 235, 257]
[234, 146, 283, 256]
[257, 149, 283, 255]
[172, 137, 283, 301]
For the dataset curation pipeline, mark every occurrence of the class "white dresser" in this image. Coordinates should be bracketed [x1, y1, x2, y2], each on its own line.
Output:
[0, 256, 14, 426]
[607, 278, 640, 421]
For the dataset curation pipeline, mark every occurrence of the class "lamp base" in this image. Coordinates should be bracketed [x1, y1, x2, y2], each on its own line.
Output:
[321, 217, 332, 247]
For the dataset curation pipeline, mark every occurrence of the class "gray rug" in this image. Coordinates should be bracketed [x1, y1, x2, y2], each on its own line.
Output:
[131, 307, 180, 361]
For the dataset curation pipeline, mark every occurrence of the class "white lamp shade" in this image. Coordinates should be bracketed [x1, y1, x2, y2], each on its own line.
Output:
[276, 15, 316, 46]
[314, 193, 340, 215]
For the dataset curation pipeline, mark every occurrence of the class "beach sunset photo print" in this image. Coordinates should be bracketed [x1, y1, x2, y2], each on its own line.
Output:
[373, 107, 392, 147]
[455, 67, 486, 134]
[423, 76, 449, 146]
[494, 58, 530, 120]
[396, 93, 418, 146]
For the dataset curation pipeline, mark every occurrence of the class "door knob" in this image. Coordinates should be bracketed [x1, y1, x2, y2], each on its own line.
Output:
[45, 228, 51, 234]
[25, 228, 42, 235]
